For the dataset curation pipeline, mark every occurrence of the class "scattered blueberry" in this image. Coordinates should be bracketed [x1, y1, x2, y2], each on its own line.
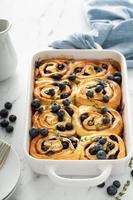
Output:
[103, 95, 109, 103]
[102, 116, 110, 124]
[74, 67, 82, 73]
[56, 124, 65, 131]
[60, 93, 69, 99]
[51, 104, 61, 113]
[6, 125, 14, 133]
[4, 102, 12, 110]
[57, 64, 65, 70]
[107, 185, 117, 196]
[95, 85, 103, 93]
[80, 113, 88, 122]
[100, 107, 108, 114]
[39, 128, 49, 137]
[94, 143, 103, 152]
[96, 150, 106, 159]
[108, 74, 114, 81]
[97, 182, 105, 188]
[63, 99, 71, 106]
[113, 76, 121, 84]
[29, 127, 39, 138]
[31, 99, 40, 109]
[102, 90, 106, 95]
[41, 143, 48, 151]
[113, 180, 121, 188]
[107, 142, 115, 150]
[9, 115, 17, 122]
[114, 71, 121, 77]
[89, 147, 97, 155]
[68, 74, 76, 81]
[109, 135, 118, 142]
[86, 90, 94, 98]
[51, 74, 61, 81]
[62, 141, 69, 149]
[48, 89, 55, 96]
[88, 120, 94, 126]
[65, 107, 74, 116]
[99, 137, 107, 145]
[58, 83, 66, 91]
[0, 109, 9, 118]
[0, 119, 9, 128]
[57, 109, 65, 118]
[65, 123, 73, 130]
[71, 140, 77, 148]
[38, 106, 44, 113]
[102, 64, 108, 69]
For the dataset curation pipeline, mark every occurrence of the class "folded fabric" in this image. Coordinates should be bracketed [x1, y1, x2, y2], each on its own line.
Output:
[49, 0, 133, 68]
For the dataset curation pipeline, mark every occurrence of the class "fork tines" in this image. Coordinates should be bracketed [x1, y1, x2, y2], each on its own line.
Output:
[0, 141, 11, 169]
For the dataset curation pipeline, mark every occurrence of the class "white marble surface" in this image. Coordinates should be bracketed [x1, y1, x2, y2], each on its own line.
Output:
[0, 0, 133, 199]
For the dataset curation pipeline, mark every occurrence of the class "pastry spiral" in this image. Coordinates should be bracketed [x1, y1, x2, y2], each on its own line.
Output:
[80, 133, 126, 160]
[73, 106, 123, 136]
[34, 79, 77, 105]
[75, 79, 121, 109]
[35, 59, 72, 84]
[32, 104, 78, 137]
[65, 60, 117, 83]
[30, 135, 81, 160]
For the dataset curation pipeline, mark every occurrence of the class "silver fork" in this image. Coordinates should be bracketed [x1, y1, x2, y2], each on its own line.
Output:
[0, 140, 11, 169]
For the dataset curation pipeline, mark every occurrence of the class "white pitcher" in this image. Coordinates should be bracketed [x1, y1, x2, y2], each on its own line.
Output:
[0, 19, 17, 81]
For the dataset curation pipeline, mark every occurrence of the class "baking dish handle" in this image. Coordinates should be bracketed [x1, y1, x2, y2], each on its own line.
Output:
[46, 165, 112, 188]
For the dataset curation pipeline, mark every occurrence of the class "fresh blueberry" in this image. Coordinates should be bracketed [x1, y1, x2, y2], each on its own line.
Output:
[102, 116, 110, 124]
[94, 143, 103, 152]
[31, 99, 40, 109]
[68, 74, 76, 81]
[60, 93, 69, 99]
[62, 141, 69, 149]
[65, 123, 73, 130]
[107, 142, 115, 150]
[103, 95, 109, 103]
[95, 85, 103, 93]
[96, 150, 106, 159]
[4, 102, 12, 110]
[113, 180, 121, 188]
[6, 125, 14, 133]
[100, 107, 108, 114]
[51, 74, 61, 81]
[102, 64, 108, 69]
[0, 119, 9, 128]
[97, 182, 105, 188]
[86, 90, 94, 98]
[74, 67, 82, 73]
[58, 83, 66, 91]
[113, 76, 121, 84]
[9, 115, 17, 122]
[99, 138, 107, 145]
[80, 113, 88, 122]
[51, 104, 61, 113]
[29, 127, 39, 138]
[63, 99, 71, 106]
[39, 128, 49, 137]
[0, 109, 9, 118]
[108, 74, 114, 81]
[56, 124, 65, 131]
[57, 64, 65, 70]
[57, 109, 65, 117]
[109, 135, 118, 142]
[107, 185, 117, 196]
[65, 107, 74, 116]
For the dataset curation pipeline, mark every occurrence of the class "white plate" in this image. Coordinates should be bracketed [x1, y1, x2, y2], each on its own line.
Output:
[0, 144, 20, 200]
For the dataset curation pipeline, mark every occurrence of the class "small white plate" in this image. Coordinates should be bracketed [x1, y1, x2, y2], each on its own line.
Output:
[0, 144, 20, 200]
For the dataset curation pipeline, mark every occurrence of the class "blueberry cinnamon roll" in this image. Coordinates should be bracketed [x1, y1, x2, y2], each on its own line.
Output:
[74, 106, 123, 136]
[32, 103, 78, 137]
[34, 79, 77, 105]
[80, 133, 125, 160]
[65, 60, 117, 83]
[30, 135, 81, 159]
[35, 59, 72, 84]
[75, 79, 121, 109]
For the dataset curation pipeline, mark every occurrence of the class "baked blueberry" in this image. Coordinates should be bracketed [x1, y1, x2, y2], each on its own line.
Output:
[0, 119, 9, 128]
[71, 140, 77, 148]
[6, 125, 14, 133]
[97, 182, 105, 188]
[80, 113, 88, 122]
[102, 90, 106, 95]
[0, 109, 9, 118]
[113, 180, 121, 188]
[94, 143, 103, 152]
[9, 115, 17, 122]
[4, 102, 12, 110]
[74, 67, 82, 73]
[56, 124, 65, 131]
[102, 116, 110, 124]
[58, 116, 64, 122]
[114, 71, 121, 77]
[58, 83, 66, 91]
[109, 135, 118, 142]
[89, 147, 97, 155]
[112, 117, 115, 123]
[88, 120, 94, 126]
[49, 89, 55, 96]
[39, 128, 49, 137]
[51, 104, 61, 113]
[103, 95, 109, 103]
[31, 99, 40, 109]
[65, 107, 74, 117]
[100, 107, 108, 114]
[29, 127, 39, 138]
[57, 64, 65, 70]
[38, 107, 44, 113]
[96, 150, 106, 159]
[107, 74, 114, 81]
[107, 142, 115, 150]
[99, 137, 107, 145]
[60, 93, 69, 99]
[86, 90, 94, 98]
[113, 76, 121, 84]
[51, 74, 61, 81]
[102, 64, 108, 69]
[68, 74, 76, 81]
[57, 109, 65, 118]
[65, 123, 73, 130]
[95, 85, 103, 93]
[63, 99, 71, 106]
[107, 185, 117, 196]
[62, 141, 69, 149]
[41, 143, 48, 151]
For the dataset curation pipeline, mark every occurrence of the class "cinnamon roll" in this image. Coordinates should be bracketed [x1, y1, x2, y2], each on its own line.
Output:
[35, 59, 72, 84]
[30, 135, 81, 160]
[64, 60, 117, 83]
[73, 106, 123, 136]
[75, 79, 121, 109]
[80, 133, 125, 160]
[32, 103, 78, 137]
[34, 79, 77, 105]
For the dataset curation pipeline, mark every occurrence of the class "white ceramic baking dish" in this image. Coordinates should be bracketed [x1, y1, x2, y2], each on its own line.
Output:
[24, 50, 133, 188]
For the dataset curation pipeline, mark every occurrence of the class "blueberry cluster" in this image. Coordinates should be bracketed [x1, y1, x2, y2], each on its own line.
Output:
[0, 102, 17, 133]
[108, 71, 122, 84]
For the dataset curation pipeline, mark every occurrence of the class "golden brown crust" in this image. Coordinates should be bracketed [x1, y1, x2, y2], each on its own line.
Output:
[80, 133, 126, 160]
[73, 106, 123, 136]
[75, 79, 121, 109]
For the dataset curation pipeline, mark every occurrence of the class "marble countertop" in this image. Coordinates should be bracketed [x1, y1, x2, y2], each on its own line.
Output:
[0, 0, 133, 199]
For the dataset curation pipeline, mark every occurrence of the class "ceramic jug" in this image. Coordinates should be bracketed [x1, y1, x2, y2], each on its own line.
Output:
[0, 19, 17, 81]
